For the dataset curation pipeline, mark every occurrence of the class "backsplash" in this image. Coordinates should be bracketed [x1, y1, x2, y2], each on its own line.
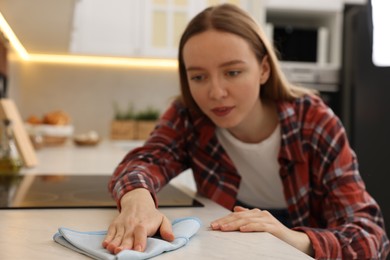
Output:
[8, 60, 180, 138]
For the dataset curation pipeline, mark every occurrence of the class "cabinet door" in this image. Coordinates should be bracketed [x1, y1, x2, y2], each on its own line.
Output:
[141, 0, 192, 58]
[70, 0, 142, 57]
[142, 0, 250, 58]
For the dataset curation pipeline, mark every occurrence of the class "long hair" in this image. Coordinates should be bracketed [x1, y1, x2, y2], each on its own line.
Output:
[177, 4, 315, 113]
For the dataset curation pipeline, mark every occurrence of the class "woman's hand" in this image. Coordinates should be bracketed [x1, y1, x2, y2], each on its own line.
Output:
[102, 188, 175, 254]
[210, 206, 313, 256]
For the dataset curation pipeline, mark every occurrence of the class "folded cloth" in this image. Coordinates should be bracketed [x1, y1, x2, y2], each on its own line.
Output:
[53, 217, 201, 260]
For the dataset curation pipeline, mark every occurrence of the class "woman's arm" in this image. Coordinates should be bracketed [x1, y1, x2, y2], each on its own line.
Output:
[109, 101, 192, 208]
[105, 102, 192, 253]
[210, 206, 314, 256]
[211, 96, 390, 259]
[294, 137, 390, 259]
[295, 97, 390, 259]
[103, 188, 174, 253]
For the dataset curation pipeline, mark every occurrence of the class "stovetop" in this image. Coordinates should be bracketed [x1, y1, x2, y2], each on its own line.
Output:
[0, 174, 203, 209]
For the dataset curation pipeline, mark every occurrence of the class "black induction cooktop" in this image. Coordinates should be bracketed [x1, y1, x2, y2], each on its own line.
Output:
[0, 174, 203, 209]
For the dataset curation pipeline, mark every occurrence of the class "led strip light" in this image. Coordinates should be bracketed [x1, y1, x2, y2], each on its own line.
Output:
[0, 11, 177, 69]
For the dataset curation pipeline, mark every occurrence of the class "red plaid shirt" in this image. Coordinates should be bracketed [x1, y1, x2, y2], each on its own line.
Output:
[109, 94, 389, 259]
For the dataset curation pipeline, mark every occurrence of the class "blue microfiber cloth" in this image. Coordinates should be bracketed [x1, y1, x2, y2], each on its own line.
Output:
[53, 217, 201, 260]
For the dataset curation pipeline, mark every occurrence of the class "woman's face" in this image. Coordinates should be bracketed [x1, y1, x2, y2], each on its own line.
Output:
[183, 30, 270, 130]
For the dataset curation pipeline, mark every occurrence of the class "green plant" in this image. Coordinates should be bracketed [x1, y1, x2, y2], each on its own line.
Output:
[134, 107, 160, 121]
[113, 102, 134, 121]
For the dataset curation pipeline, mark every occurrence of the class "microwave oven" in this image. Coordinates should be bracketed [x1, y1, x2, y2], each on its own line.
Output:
[265, 23, 339, 94]
[266, 24, 329, 65]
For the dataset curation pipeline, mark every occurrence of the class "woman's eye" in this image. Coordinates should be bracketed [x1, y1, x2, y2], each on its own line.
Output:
[226, 70, 241, 77]
[190, 75, 205, 82]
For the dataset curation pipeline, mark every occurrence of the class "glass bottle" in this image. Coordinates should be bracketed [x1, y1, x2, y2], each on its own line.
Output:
[0, 119, 23, 175]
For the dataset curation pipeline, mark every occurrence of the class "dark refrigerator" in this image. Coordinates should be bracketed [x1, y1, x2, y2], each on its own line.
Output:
[342, 2, 390, 237]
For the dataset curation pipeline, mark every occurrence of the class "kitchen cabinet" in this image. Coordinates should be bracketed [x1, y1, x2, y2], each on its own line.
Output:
[69, 0, 140, 57]
[70, 0, 252, 58]
[71, 0, 343, 66]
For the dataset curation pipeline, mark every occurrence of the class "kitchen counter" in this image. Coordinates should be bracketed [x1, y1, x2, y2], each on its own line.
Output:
[21, 139, 197, 191]
[0, 195, 313, 259]
[0, 139, 314, 259]
[22, 139, 143, 175]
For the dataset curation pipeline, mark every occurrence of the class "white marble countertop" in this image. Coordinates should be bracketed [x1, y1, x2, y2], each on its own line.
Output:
[22, 139, 143, 175]
[0, 195, 313, 260]
[1, 139, 314, 259]
[22, 139, 197, 190]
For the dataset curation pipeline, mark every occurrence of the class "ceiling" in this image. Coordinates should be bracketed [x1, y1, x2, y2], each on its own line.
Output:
[0, 0, 76, 54]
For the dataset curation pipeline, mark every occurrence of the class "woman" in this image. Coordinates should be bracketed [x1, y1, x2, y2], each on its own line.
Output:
[103, 4, 389, 259]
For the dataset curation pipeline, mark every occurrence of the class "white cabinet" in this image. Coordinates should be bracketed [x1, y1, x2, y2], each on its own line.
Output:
[70, 0, 345, 69]
[70, 0, 141, 57]
[70, 0, 252, 58]
[141, 0, 199, 58]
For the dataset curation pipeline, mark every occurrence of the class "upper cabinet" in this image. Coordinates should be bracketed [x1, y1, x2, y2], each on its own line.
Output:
[70, 0, 344, 70]
[1, 0, 363, 63]
[70, 0, 141, 57]
[70, 0, 254, 58]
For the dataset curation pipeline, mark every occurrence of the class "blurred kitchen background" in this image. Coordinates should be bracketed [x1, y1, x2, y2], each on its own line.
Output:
[2, 0, 390, 235]
[1, 0, 351, 137]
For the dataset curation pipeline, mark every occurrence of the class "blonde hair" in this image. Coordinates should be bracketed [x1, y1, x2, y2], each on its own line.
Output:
[178, 4, 315, 113]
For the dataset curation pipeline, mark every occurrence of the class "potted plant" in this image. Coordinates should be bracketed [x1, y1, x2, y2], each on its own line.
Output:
[110, 102, 136, 140]
[134, 107, 160, 140]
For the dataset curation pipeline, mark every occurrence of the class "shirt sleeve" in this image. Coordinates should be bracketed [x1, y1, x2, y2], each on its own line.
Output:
[108, 101, 191, 209]
[293, 97, 390, 259]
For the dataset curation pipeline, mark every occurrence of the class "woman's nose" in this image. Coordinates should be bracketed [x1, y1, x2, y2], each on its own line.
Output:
[208, 78, 227, 100]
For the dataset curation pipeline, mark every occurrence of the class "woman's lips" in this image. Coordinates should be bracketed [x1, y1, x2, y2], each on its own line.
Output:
[211, 106, 234, 117]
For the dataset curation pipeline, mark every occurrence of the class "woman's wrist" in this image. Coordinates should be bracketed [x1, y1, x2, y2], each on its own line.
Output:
[120, 188, 155, 209]
[284, 230, 314, 256]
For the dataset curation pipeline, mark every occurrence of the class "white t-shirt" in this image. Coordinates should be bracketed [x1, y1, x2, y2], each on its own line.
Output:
[216, 124, 286, 209]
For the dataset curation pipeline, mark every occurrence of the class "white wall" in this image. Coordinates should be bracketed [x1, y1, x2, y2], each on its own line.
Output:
[8, 59, 180, 138]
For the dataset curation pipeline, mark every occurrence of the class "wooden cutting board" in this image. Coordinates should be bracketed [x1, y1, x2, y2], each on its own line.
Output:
[0, 98, 38, 167]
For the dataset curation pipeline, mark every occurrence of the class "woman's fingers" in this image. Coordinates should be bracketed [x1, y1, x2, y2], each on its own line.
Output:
[211, 208, 262, 230]
[159, 215, 175, 241]
[210, 208, 285, 232]
[131, 225, 148, 252]
[239, 221, 269, 232]
[103, 212, 174, 254]
[233, 206, 248, 212]
[105, 225, 126, 253]
[103, 189, 172, 253]
[102, 225, 116, 248]
[219, 218, 252, 231]
[104, 223, 148, 254]
[210, 211, 242, 229]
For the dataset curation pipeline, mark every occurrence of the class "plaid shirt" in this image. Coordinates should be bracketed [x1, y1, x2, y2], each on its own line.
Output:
[109, 94, 389, 259]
